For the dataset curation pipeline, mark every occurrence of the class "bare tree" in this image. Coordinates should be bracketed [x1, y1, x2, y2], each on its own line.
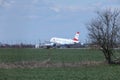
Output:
[87, 9, 120, 64]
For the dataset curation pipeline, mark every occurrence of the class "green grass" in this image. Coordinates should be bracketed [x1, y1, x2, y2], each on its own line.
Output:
[0, 48, 105, 63]
[0, 48, 120, 80]
[0, 65, 120, 80]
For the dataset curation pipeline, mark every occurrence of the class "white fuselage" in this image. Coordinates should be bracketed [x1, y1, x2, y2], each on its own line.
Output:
[50, 37, 79, 45]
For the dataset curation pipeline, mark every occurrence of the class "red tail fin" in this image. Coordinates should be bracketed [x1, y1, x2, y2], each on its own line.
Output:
[73, 32, 80, 41]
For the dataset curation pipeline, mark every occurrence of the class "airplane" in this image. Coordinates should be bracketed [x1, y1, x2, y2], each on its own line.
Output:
[48, 32, 80, 48]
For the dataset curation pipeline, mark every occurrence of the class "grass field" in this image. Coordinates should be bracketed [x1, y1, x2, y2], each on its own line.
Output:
[0, 48, 105, 63]
[0, 65, 120, 80]
[0, 48, 120, 80]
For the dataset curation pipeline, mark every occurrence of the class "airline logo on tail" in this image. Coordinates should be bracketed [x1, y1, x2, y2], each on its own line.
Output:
[73, 32, 80, 41]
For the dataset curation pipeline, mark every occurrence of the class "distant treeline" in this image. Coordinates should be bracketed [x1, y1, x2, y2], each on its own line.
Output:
[0, 44, 35, 48]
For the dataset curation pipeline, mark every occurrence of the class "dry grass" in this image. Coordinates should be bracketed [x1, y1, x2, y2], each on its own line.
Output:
[0, 59, 107, 69]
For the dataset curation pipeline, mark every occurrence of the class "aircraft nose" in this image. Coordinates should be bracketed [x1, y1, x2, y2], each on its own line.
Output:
[50, 38, 54, 42]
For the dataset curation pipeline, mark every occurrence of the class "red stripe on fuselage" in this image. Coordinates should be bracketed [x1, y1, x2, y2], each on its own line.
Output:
[73, 38, 78, 41]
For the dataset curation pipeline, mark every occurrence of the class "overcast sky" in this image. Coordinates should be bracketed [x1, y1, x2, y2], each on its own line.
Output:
[0, 0, 120, 44]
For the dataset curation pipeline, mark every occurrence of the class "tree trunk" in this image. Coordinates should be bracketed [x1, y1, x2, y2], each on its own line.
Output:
[107, 52, 112, 64]
[102, 49, 112, 64]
